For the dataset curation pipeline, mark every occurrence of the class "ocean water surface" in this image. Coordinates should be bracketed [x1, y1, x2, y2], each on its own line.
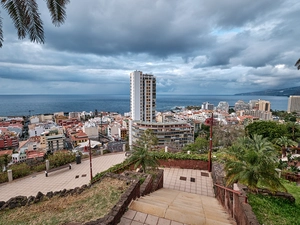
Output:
[0, 94, 289, 117]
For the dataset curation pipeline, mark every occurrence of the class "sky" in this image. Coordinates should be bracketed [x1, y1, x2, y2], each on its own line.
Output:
[1, 0, 300, 95]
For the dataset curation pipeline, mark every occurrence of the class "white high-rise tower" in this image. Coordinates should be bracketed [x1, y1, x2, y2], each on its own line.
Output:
[130, 71, 156, 122]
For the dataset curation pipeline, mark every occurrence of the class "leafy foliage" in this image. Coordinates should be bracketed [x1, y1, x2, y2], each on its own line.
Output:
[224, 134, 286, 192]
[47, 151, 76, 168]
[10, 163, 31, 179]
[153, 151, 208, 161]
[245, 121, 288, 140]
[183, 137, 209, 153]
[126, 129, 159, 173]
[0, 154, 11, 170]
[0, 0, 70, 47]
[274, 136, 298, 157]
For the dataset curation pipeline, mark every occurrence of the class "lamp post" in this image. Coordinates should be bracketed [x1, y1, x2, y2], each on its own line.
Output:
[89, 139, 93, 182]
[208, 112, 213, 172]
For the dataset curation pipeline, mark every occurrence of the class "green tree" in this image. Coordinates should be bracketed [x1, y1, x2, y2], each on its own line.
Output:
[0, 154, 11, 171]
[245, 121, 288, 140]
[286, 122, 300, 141]
[274, 136, 298, 157]
[128, 129, 159, 173]
[183, 137, 209, 153]
[0, 0, 69, 47]
[224, 134, 286, 192]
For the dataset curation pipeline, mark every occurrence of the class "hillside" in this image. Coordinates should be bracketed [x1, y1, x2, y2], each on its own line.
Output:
[235, 86, 300, 96]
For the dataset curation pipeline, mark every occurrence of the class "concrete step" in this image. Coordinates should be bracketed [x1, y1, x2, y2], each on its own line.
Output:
[129, 188, 235, 225]
[129, 199, 167, 218]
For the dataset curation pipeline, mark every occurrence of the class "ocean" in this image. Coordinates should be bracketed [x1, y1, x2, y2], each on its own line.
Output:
[0, 94, 289, 117]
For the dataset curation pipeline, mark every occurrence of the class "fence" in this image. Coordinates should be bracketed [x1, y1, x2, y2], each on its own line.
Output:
[214, 183, 258, 225]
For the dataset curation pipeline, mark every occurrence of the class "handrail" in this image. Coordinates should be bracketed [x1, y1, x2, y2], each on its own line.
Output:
[214, 183, 248, 203]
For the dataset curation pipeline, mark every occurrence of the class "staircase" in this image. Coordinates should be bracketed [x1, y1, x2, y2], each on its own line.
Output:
[129, 188, 236, 225]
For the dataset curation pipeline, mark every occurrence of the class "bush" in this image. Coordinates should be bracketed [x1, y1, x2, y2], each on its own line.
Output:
[10, 163, 31, 179]
[47, 151, 76, 169]
[0, 172, 8, 183]
[152, 151, 208, 161]
[32, 163, 46, 172]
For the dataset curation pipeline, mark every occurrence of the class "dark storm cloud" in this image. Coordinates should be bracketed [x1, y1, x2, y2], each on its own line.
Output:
[1, 0, 300, 95]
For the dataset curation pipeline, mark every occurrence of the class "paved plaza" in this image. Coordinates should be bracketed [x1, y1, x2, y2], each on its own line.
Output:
[0, 152, 126, 201]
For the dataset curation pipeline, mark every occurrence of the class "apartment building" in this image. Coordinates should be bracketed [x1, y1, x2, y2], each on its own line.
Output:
[40, 129, 65, 153]
[130, 71, 156, 122]
[0, 133, 19, 150]
[287, 96, 300, 113]
[131, 121, 194, 149]
[258, 100, 271, 112]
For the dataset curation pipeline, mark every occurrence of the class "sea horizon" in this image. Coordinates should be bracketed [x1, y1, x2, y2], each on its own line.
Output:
[0, 94, 289, 117]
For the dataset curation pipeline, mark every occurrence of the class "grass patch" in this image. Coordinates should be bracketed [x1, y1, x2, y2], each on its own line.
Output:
[248, 180, 300, 225]
[0, 177, 127, 225]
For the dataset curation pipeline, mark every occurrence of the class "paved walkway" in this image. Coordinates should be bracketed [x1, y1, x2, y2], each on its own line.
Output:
[0, 152, 126, 201]
[118, 168, 235, 225]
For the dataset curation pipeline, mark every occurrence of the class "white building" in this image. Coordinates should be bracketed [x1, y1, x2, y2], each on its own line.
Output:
[216, 101, 229, 112]
[288, 96, 300, 113]
[130, 71, 156, 122]
[201, 102, 214, 110]
[83, 122, 98, 138]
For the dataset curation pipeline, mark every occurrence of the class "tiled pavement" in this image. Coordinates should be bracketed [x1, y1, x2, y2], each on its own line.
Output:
[0, 152, 126, 201]
[120, 210, 186, 225]
[163, 168, 214, 197]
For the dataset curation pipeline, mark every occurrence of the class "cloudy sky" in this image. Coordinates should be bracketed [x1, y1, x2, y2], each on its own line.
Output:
[1, 0, 300, 95]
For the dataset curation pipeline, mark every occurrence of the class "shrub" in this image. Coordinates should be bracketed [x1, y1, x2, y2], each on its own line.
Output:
[10, 163, 31, 179]
[0, 172, 8, 183]
[47, 151, 76, 169]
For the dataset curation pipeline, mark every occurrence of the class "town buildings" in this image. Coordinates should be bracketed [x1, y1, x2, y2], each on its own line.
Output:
[287, 95, 300, 113]
[235, 99, 272, 121]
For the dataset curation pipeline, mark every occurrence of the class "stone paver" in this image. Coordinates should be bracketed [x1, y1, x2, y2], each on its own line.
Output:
[118, 168, 226, 225]
[0, 152, 126, 201]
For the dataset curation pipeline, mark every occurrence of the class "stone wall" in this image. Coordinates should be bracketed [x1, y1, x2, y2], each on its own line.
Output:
[0, 184, 90, 211]
[158, 159, 208, 170]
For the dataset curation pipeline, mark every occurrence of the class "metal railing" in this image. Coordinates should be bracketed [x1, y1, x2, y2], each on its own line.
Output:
[214, 183, 248, 203]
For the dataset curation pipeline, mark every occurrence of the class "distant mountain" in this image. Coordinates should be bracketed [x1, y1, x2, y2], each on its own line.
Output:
[235, 86, 300, 96]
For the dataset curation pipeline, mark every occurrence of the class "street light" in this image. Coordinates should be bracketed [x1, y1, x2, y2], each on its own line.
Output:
[208, 112, 213, 172]
[89, 139, 93, 182]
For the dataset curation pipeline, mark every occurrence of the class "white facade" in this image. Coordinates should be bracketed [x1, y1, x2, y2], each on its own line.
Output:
[107, 122, 121, 139]
[30, 116, 40, 124]
[288, 96, 300, 113]
[28, 125, 44, 137]
[201, 102, 214, 110]
[83, 122, 98, 138]
[130, 71, 156, 122]
[217, 101, 229, 112]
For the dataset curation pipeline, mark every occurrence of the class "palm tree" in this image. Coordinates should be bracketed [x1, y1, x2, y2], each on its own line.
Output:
[0, 0, 69, 47]
[275, 136, 297, 157]
[128, 144, 159, 173]
[224, 134, 286, 192]
[128, 129, 159, 173]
